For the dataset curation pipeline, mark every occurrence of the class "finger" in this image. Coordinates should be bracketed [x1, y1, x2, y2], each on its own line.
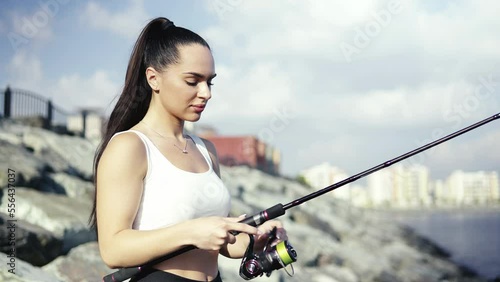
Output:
[269, 220, 284, 229]
[276, 228, 288, 240]
[226, 233, 237, 244]
[227, 221, 260, 235]
[256, 227, 273, 241]
[276, 233, 288, 242]
[226, 216, 247, 223]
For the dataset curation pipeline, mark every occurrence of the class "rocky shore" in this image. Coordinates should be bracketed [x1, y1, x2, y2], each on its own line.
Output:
[0, 120, 489, 282]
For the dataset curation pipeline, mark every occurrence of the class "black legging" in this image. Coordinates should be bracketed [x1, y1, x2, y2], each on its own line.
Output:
[129, 268, 223, 282]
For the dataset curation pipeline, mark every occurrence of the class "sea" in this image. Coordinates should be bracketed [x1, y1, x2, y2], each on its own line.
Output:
[388, 208, 500, 280]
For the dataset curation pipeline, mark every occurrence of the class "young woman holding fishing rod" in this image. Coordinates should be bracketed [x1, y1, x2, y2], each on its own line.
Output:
[89, 17, 288, 282]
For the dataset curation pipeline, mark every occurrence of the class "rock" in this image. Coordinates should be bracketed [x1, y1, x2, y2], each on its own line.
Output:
[21, 127, 97, 179]
[0, 213, 62, 266]
[0, 188, 96, 253]
[0, 121, 98, 181]
[288, 209, 342, 242]
[46, 172, 94, 201]
[399, 225, 450, 257]
[0, 254, 62, 282]
[0, 139, 48, 188]
[43, 242, 113, 282]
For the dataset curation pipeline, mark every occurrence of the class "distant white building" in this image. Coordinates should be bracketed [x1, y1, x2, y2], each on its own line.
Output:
[350, 184, 370, 207]
[398, 164, 431, 207]
[299, 163, 499, 209]
[367, 168, 393, 207]
[432, 180, 447, 205]
[366, 164, 430, 208]
[300, 162, 351, 201]
[67, 108, 104, 140]
[445, 170, 500, 205]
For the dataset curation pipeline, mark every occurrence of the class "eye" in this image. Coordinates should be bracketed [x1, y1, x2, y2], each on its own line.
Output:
[186, 81, 197, 86]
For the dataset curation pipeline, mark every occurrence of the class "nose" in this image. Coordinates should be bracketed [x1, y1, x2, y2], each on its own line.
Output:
[198, 82, 212, 100]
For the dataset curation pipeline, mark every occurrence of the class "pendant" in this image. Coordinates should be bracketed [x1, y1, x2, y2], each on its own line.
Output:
[182, 149, 188, 154]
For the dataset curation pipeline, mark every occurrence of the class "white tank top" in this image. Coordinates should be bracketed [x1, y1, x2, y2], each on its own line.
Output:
[111, 130, 231, 231]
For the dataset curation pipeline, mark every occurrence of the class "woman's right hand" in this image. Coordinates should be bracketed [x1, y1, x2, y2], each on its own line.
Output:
[189, 216, 260, 251]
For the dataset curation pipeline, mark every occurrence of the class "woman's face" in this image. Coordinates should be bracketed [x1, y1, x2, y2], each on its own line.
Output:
[151, 44, 216, 122]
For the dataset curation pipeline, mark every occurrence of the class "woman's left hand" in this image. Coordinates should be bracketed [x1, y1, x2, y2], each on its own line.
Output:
[253, 220, 288, 251]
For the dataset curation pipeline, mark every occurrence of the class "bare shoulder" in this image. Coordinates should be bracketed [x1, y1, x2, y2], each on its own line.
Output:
[98, 131, 147, 177]
[103, 131, 146, 158]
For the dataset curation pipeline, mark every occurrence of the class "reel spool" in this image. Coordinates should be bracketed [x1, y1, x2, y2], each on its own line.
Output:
[239, 227, 297, 280]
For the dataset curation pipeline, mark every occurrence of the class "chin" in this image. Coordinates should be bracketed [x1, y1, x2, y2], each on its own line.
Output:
[186, 115, 202, 122]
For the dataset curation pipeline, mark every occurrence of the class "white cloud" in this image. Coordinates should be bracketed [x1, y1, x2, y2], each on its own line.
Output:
[200, 0, 500, 176]
[203, 0, 500, 124]
[205, 0, 500, 67]
[204, 62, 297, 120]
[416, 1, 500, 59]
[4, 4, 60, 53]
[11, 13, 54, 42]
[6, 52, 44, 89]
[49, 71, 120, 114]
[5, 51, 119, 116]
[330, 79, 498, 128]
[81, 0, 149, 39]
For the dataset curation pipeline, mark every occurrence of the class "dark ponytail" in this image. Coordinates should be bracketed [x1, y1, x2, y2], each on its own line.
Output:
[89, 17, 210, 232]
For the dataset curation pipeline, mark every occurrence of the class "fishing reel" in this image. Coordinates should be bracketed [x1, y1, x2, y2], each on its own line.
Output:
[239, 227, 297, 280]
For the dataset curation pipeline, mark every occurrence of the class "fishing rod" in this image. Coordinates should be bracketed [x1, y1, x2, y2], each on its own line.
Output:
[103, 112, 500, 282]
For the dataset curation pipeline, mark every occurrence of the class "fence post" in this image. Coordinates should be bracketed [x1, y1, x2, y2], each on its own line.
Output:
[4, 87, 11, 118]
[81, 109, 88, 138]
[45, 99, 53, 129]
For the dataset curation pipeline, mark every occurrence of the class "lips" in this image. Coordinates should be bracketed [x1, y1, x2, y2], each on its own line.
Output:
[192, 104, 205, 113]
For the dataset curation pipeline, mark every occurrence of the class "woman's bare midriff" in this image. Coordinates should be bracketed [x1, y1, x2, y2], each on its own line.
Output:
[153, 248, 220, 281]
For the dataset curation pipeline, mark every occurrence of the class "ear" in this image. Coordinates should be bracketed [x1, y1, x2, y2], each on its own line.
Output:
[145, 67, 160, 92]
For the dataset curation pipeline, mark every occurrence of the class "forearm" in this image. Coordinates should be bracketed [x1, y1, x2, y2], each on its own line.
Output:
[220, 233, 251, 259]
[99, 222, 193, 268]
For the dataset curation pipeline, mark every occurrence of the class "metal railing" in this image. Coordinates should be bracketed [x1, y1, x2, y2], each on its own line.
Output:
[1, 86, 69, 129]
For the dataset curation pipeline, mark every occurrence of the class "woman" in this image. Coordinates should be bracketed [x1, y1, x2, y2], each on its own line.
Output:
[89, 17, 287, 282]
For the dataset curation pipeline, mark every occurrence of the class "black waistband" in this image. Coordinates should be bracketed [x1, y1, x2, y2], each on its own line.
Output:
[130, 268, 222, 282]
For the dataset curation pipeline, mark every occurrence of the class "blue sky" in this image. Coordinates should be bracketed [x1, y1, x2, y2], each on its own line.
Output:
[1, 0, 499, 179]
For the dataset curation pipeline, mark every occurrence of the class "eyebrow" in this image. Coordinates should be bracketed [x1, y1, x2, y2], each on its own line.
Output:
[183, 72, 217, 80]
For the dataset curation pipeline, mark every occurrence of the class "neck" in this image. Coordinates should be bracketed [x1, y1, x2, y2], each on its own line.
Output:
[141, 111, 185, 140]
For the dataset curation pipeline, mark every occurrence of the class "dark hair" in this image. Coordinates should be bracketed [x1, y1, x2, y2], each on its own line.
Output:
[89, 17, 210, 233]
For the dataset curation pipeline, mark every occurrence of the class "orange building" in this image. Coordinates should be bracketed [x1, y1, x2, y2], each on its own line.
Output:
[201, 135, 280, 175]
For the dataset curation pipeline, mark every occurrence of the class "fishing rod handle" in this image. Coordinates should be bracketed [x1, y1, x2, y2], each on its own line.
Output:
[239, 204, 286, 226]
[103, 266, 140, 282]
[230, 203, 286, 236]
[102, 246, 196, 282]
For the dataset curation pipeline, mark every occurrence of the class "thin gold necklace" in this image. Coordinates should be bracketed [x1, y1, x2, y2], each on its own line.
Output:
[140, 121, 189, 154]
